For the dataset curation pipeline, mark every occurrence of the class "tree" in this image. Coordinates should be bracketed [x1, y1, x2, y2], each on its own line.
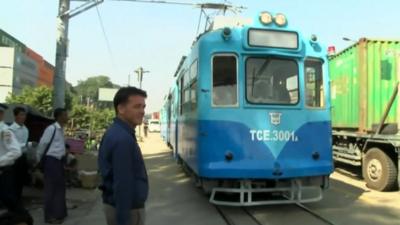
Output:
[74, 75, 118, 106]
[6, 77, 116, 141]
[91, 108, 114, 131]
[69, 104, 91, 130]
[68, 105, 114, 131]
[6, 86, 75, 116]
[6, 86, 53, 116]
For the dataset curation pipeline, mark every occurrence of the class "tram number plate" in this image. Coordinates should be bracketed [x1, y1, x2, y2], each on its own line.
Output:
[250, 130, 299, 142]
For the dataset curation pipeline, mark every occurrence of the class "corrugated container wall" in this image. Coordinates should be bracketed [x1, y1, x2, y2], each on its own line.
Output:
[0, 29, 26, 53]
[329, 39, 400, 133]
[38, 61, 54, 86]
[0, 29, 54, 89]
[14, 51, 38, 93]
[25, 48, 54, 87]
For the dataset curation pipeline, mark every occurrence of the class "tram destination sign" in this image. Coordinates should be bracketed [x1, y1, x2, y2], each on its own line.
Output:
[248, 29, 298, 49]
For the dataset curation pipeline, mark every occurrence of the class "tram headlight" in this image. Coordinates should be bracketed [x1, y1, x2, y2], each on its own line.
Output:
[259, 11, 273, 25]
[274, 13, 287, 27]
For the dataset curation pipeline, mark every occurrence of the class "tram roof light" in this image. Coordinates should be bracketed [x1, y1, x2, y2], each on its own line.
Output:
[259, 12, 273, 25]
[222, 27, 232, 40]
[311, 34, 318, 42]
[274, 13, 287, 27]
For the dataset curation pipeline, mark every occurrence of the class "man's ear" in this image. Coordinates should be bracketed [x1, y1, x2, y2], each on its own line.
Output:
[117, 104, 125, 116]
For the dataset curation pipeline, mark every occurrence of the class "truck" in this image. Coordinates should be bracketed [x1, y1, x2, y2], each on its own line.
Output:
[329, 38, 400, 191]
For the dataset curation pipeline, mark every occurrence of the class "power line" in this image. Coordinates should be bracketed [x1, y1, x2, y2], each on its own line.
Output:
[111, 0, 246, 13]
[95, 4, 118, 71]
[110, 0, 196, 6]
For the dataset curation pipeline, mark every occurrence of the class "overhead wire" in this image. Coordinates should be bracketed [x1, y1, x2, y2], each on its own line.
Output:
[110, 0, 196, 6]
[95, 4, 118, 73]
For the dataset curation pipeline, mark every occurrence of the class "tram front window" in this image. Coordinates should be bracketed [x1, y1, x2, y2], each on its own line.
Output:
[246, 57, 298, 105]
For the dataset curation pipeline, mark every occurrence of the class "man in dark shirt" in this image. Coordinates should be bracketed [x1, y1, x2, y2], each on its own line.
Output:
[99, 87, 148, 225]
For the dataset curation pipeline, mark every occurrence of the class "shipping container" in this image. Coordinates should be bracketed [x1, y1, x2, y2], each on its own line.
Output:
[0, 47, 39, 101]
[25, 47, 43, 64]
[0, 30, 54, 87]
[0, 29, 26, 53]
[38, 60, 54, 86]
[25, 48, 55, 86]
[329, 38, 400, 192]
[330, 38, 400, 132]
[14, 50, 39, 92]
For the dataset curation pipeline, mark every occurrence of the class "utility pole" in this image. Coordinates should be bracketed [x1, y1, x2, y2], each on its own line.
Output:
[134, 67, 149, 89]
[134, 66, 149, 140]
[53, 0, 70, 109]
[53, 0, 103, 109]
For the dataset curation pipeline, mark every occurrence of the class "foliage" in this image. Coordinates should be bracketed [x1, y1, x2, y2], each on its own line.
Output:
[6, 86, 75, 116]
[68, 105, 114, 131]
[6, 86, 53, 116]
[6, 76, 117, 141]
[90, 108, 114, 131]
[74, 75, 119, 108]
[69, 104, 92, 130]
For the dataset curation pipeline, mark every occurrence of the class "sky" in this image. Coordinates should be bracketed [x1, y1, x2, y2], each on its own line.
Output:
[1, 0, 400, 113]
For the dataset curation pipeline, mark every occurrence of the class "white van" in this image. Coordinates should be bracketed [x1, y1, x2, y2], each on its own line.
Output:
[148, 119, 160, 132]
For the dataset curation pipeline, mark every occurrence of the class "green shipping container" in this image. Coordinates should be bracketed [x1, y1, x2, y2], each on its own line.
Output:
[329, 38, 400, 133]
[0, 28, 26, 53]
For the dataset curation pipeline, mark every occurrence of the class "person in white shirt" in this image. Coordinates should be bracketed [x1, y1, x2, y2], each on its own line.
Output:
[37, 108, 69, 224]
[9, 106, 30, 201]
[0, 102, 21, 170]
[10, 107, 29, 151]
[0, 103, 32, 224]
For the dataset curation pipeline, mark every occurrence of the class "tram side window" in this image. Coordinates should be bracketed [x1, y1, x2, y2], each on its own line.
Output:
[171, 92, 175, 118]
[190, 60, 198, 111]
[180, 76, 184, 115]
[184, 86, 190, 113]
[305, 59, 324, 108]
[190, 80, 197, 111]
[212, 56, 237, 106]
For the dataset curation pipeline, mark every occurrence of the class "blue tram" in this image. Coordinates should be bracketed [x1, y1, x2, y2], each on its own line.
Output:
[160, 12, 333, 206]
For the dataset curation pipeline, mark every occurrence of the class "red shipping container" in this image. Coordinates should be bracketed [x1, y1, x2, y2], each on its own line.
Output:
[38, 61, 54, 86]
[25, 47, 43, 65]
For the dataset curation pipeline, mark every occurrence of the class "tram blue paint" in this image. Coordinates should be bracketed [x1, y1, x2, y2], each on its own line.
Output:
[161, 12, 333, 188]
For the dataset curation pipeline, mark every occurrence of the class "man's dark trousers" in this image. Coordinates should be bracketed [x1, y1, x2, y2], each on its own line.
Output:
[44, 156, 67, 221]
[0, 166, 32, 225]
[14, 153, 29, 200]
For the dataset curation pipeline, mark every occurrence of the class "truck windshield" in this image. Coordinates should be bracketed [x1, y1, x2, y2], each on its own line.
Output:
[246, 57, 298, 104]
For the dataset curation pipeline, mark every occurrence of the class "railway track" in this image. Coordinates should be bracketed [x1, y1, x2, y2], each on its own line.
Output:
[216, 204, 338, 225]
[294, 203, 337, 225]
[216, 206, 263, 225]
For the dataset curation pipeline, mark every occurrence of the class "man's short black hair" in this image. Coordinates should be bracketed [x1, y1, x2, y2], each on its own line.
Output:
[54, 108, 67, 120]
[113, 87, 147, 113]
[13, 106, 26, 116]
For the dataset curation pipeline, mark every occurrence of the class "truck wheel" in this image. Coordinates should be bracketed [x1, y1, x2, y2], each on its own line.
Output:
[362, 148, 397, 191]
